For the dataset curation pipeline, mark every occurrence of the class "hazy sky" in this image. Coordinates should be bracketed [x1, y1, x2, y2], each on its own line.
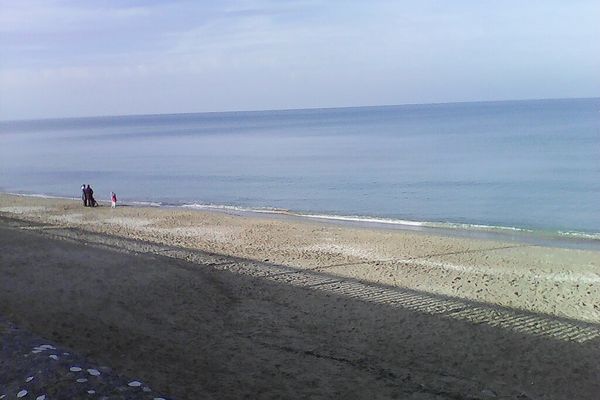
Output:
[1, 0, 599, 120]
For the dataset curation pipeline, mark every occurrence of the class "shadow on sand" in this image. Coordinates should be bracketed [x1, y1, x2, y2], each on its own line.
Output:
[0, 217, 599, 399]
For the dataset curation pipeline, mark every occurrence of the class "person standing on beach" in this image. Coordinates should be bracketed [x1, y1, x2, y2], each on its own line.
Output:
[84, 185, 91, 207]
[85, 185, 97, 207]
[81, 184, 87, 206]
[111, 192, 117, 208]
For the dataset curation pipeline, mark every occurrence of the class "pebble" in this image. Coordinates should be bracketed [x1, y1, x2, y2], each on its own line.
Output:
[17, 390, 28, 398]
[87, 368, 101, 376]
[153, 398, 166, 400]
[128, 381, 142, 387]
[48, 355, 59, 360]
[481, 388, 497, 398]
[0, 395, 5, 399]
[70, 366, 83, 372]
[25, 376, 34, 382]
[87, 390, 96, 394]
[77, 378, 88, 383]
[36, 396, 46, 400]
[142, 387, 152, 392]
[39, 345, 56, 350]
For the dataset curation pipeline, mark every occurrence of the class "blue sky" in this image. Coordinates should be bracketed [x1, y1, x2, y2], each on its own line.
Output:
[1, 0, 599, 120]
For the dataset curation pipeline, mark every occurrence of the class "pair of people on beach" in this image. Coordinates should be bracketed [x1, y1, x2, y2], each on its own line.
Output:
[81, 184, 97, 207]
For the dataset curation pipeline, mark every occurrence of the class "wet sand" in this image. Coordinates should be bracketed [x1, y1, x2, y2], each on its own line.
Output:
[1, 193, 600, 399]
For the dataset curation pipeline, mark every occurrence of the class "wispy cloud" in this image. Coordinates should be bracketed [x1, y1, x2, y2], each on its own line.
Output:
[1, 0, 599, 120]
[0, 0, 154, 33]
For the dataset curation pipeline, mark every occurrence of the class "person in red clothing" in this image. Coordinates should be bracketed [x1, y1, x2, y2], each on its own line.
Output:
[111, 192, 117, 208]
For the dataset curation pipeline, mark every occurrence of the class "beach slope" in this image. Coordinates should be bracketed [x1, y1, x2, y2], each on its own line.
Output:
[1, 194, 600, 399]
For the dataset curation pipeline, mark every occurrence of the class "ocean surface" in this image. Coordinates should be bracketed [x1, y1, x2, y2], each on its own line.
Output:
[1, 98, 599, 240]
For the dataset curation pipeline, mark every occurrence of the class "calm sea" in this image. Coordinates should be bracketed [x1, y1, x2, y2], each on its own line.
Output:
[1, 98, 599, 240]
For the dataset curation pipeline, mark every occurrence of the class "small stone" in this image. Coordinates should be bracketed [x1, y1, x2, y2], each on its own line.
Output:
[63, 352, 70, 356]
[0, 395, 6, 399]
[128, 381, 142, 387]
[36, 396, 46, 400]
[25, 376, 34, 382]
[87, 390, 96, 394]
[17, 390, 28, 398]
[481, 389, 497, 398]
[142, 387, 152, 392]
[76, 378, 88, 383]
[49, 355, 59, 360]
[87, 369, 101, 376]
[31, 350, 42, 354]
[70, 366, 82, 372]
[153, 398, 166, 400]
[39, 345, 56, 350]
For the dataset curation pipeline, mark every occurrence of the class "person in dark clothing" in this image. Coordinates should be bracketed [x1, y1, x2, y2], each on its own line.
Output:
[84, 185, 91, 207]
[86, 185, 97, 207]
[81, 184, 87, 206]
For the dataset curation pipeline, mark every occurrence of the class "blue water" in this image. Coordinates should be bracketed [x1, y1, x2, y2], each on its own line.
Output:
[1, 98, 599, 237]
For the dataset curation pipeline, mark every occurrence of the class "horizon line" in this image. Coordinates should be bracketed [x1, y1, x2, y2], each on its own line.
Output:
[1, 95, 599, 123]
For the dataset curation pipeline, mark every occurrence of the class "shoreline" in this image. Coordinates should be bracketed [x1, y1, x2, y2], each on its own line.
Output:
[4, 190, 600, 251]
[1, 195, 600, 399]
[2, 192, 600, 398]
[1, 192, 599, 325]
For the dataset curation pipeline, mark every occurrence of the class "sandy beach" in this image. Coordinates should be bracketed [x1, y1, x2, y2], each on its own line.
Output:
[1, 193, 600, 399]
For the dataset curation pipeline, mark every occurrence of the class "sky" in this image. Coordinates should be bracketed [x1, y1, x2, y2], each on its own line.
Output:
[0, 0, 599, 120]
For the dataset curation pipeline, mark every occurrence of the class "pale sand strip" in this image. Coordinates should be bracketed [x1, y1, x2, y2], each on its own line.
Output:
[1, 192, 599, 327]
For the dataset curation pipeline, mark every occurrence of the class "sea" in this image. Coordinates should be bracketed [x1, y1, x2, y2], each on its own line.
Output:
[1, 97, 599, 246]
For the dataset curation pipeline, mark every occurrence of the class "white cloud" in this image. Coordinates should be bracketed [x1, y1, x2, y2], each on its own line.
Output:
[0, 0, 599, 120]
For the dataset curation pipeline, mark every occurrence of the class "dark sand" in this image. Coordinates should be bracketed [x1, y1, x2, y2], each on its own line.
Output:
[1, 216, 600, 399]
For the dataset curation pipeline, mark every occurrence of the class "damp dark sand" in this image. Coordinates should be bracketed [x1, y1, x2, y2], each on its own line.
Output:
[1, 194, 600, 399]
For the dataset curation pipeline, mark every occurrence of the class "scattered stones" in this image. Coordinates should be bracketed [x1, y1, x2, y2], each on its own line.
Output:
[128, 381, 142, 387]
[481, 388, 498, 397]
[2, 317, 170, 399]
